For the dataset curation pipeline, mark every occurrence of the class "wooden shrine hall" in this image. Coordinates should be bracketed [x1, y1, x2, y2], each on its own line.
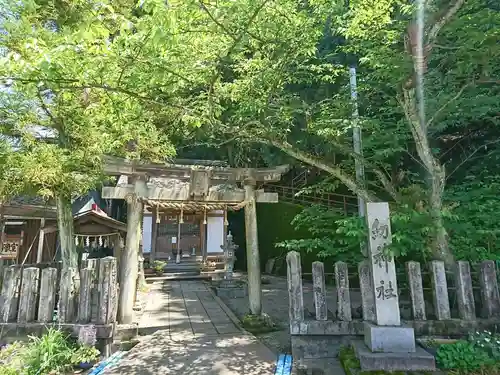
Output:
[101, 156, 289, 323]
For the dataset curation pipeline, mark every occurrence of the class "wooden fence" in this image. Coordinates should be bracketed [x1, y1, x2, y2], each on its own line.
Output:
[0, 257, 118, 340]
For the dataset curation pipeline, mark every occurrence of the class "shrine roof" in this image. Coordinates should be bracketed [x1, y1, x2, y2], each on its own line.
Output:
[104, 156, 289, 181]
[165, 158, 229, 167]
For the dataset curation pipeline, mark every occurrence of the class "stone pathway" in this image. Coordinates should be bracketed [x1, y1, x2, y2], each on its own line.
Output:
[105, 281, 276, 375]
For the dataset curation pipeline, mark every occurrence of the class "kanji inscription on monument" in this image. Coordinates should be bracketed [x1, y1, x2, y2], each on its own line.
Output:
[366, 202, 400, 326]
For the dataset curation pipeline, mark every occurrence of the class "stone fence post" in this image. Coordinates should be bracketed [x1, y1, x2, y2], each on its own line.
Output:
[312, 261, 327, 321]
[286, 251, 304, 322]
[335, 261, 352, 322]
[479, 260, 500, 318]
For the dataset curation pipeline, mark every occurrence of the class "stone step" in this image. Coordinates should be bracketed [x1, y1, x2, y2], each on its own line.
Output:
[146, 273, 210, 281]
[164, 263, 199, 269]
[352, 340, 436, 372]
[164, 262, 199, 268]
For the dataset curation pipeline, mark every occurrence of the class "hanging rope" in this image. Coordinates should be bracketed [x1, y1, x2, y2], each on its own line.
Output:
[141, 199, 248, 212]
[73, 232, 122, 237]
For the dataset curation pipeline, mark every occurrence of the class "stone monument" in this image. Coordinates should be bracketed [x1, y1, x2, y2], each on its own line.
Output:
[354, 202, 435, 371]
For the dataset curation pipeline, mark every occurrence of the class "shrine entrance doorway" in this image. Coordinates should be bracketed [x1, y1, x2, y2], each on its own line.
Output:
[155, 211, 204, 261]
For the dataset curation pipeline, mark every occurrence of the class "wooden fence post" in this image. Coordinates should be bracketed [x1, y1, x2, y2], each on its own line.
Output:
[18, 267, 39, 323]
[97, 257, 118, 324]
[0, 266, 21, 322]
[78, 267, 95, 323]
[58, 267, 78, 323]
[38, 267, 57, 323]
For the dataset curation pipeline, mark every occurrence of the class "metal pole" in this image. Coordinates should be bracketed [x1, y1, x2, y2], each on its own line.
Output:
[349, 66, 366, 217]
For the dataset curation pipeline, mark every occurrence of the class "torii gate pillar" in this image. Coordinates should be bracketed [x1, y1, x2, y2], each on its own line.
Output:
[119, 176, 146, 324]
[244, 181, 261, 315]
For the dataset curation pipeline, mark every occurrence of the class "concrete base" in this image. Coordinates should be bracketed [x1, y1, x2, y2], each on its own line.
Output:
[364, 321, 416, 353]
[215, 284, 247, 299]
[292, 358, 346, 375]
[353, 340, 436, 371]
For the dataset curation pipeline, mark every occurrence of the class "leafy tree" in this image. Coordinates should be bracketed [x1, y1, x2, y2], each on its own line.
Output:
[2, 0, 498, 268]
[0, 1, 173, 269]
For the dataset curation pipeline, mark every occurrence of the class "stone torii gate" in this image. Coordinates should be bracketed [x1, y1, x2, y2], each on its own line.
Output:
[101, 156, 289, 323]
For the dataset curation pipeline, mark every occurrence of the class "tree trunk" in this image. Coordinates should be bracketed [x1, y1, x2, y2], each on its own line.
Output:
[56, 194, 78, 269]
[244, 183, 262, 315]
[402, 88, 455, 267]
[428, 165, 455, 267]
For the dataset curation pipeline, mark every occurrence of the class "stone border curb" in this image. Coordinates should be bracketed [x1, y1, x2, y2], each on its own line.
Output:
[204, 281, 254, 337]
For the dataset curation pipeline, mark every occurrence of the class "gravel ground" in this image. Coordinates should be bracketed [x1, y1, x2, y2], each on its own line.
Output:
[218, 274, 362, 354]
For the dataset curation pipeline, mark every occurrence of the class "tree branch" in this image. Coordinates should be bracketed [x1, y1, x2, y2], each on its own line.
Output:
[5, 77, 187, 110]
[264, 138, 377, 202]
[446, 139, 500, 181]
[199, 1, 239, 42]
[199, 1, 269, 44]
[204, 0, 270, 121]
[135, 59, 195, 84]
[176, 136, 239, 150]
[433, 44, 460, 50]
[35, 90, 62, 131]
[426, 0, 466, 50]
[328, 142, 401, 202]
[117, 30, 152, 87]
[427, 82, 472, 128]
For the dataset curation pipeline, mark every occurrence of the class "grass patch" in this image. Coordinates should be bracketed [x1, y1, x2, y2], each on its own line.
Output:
[120, 338, 140, 351]
[241, 313, 279, 335]
[261, 277, 272, 285]
[339, 346, 408, 375]
[339, 344, 500, 375]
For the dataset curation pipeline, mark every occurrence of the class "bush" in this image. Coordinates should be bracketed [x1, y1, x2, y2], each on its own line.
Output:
[436, 340, 494, 371]
[70, 345, 100, 365]
[0, 328, 100, 375]
[436, 331, 500, 373]
[241, 313, 278, 334]
[152, 260, 167, 274]
[24, 328, 75, 374]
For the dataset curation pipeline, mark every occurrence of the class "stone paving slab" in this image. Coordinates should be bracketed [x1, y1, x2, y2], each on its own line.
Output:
[139, 280, 241, 337]
[108, 280, 276, 375]
[104, 331, 276, 375]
